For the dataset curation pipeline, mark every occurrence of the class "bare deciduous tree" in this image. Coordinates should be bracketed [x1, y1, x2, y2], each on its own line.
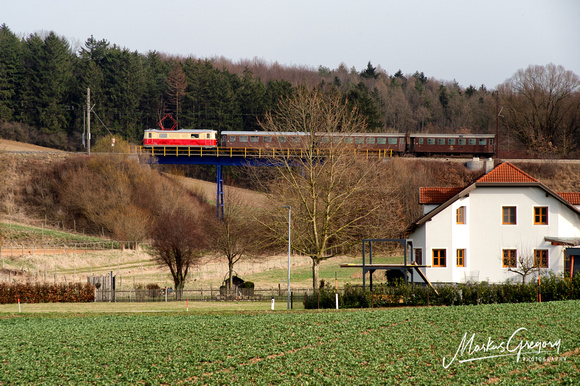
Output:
[150, 207, 208, 299]
[256, 88, 398, 290]
[507, 248, 546, 284]
[208, 188, 258, 290]
[166, 63, 187, 126]
[499, 63, 580, 156]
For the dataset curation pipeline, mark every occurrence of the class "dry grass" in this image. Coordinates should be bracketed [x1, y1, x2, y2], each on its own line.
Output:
[0, 139, 62, 152]
[167, 174, 267, 207]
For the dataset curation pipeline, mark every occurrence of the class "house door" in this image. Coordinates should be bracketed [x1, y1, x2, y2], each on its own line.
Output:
[564, 248, 580, 278]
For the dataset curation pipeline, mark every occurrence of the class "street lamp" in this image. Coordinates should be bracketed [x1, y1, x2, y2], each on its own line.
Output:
[282, 205, 291, 310]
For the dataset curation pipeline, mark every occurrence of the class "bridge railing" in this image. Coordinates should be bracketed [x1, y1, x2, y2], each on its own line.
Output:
[133, 146, 393, 159]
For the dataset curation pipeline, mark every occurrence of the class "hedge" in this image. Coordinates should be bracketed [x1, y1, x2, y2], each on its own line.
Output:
[304, 272, 580, 309]
[0, 282, 95, 304]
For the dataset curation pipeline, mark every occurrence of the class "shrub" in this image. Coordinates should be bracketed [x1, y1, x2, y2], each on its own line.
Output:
[315, 275, 580, 309]
[0, 282, 94, 304]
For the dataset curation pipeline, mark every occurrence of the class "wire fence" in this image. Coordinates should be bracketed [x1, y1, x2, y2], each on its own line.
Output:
[93, 288, 319, 305]
[0, 241, 140, 258]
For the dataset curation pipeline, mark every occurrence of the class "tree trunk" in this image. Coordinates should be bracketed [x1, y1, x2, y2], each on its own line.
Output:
[175, 278, 184, 301]
[228, 261, 234, 290]
[312, 259, 320, 290]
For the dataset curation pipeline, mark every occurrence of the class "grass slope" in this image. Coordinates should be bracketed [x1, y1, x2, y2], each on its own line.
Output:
[0, 300, 578, 384]
[1, 222, 400, 290]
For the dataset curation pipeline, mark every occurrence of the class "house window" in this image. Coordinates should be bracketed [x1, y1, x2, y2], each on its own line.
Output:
[433, 249, 446, 267]
[534, 207, 548, 225]
[502, 249, 517, 268]
[456, 249, 465, 267]
[502, 206, 516, 225]
[534, 250, 548, 268]
[456, 206, 466, 224]
[415, 248, 423, 265]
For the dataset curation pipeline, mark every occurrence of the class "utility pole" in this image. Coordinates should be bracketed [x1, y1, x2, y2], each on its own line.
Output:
[87, 87, 91, 155]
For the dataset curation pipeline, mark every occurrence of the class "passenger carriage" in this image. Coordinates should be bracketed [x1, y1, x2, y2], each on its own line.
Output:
[409, 133, 495, 157]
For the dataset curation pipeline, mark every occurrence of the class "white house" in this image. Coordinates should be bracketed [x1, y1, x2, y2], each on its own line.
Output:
[406, 162, 580, 284]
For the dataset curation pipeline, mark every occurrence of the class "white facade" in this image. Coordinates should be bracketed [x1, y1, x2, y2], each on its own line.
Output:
[408, 169, 580, 284]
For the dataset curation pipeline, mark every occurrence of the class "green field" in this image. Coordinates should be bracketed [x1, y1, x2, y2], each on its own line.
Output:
[1, 301, 578, 384]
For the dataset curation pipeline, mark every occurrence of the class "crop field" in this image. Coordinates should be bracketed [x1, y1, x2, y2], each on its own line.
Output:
[1, 301, 579, 384]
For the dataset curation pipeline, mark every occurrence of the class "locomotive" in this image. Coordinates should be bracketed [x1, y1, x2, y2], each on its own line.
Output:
[143, 129, 495, 157]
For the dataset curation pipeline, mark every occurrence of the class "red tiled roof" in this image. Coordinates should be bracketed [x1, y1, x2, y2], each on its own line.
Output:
[476, 162, 538, 183]
[558, 192, 580, 205]
[419, 187, 463, 205]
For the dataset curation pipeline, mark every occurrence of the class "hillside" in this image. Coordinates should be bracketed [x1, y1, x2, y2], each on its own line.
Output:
[0, 138, 63, 152]
[3, 140, 580, 291]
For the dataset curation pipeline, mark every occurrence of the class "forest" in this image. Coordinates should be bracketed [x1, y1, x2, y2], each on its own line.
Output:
[0, 24, 579, 157]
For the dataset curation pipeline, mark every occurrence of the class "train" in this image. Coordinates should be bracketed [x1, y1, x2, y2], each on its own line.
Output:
[143, 129, 495, 157]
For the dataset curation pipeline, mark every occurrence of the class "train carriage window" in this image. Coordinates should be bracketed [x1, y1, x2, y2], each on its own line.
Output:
[191, 134, 199, 139]
[366, 137, 376, 144]
[377, 138, 387, 145]
[321, 137, 330, 143]
[292, 136, 301, 143]
[479, 139, 487, 145]
[437, 138, 445, 145]
[250, 136, 259, 143]
[345, 137, 353, 144]
[148, 133, 152, 138]
[418, 138, 424, 144]
[427, 138, 435, 145]
[400, 138, 405, 144]
[468, 139, 476, 145]
[490, 139, 494, 145]
[355, 137, 364, 144]
[159, 133, 167, 138]
[448, 138, 456, 145]
[279, 137, 286, 143]
[387, 138, 397, 145]
[458, 139, 466, 145]
[229, 136, 236, 142]
[206, 134, 211, 139]
[333, 137, 343, 144]
[239, 136, 248, 142]
[263, 136, 272, 143]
